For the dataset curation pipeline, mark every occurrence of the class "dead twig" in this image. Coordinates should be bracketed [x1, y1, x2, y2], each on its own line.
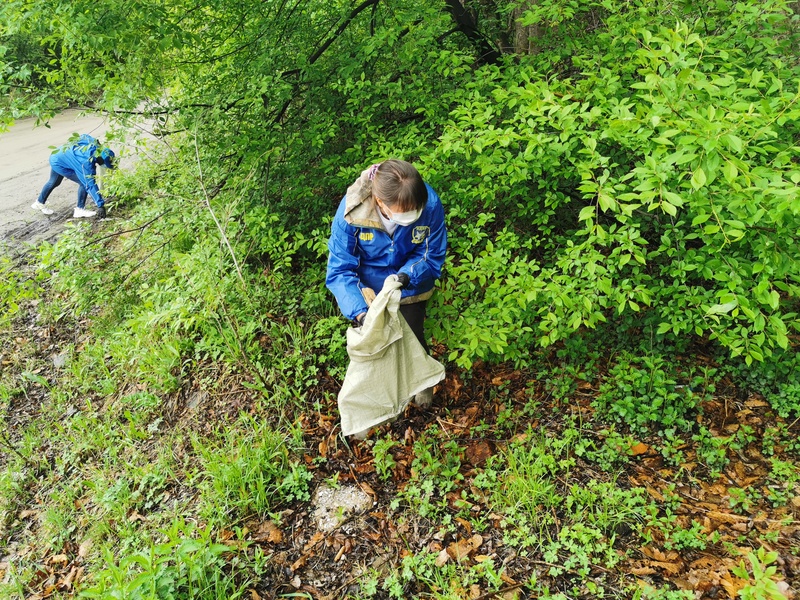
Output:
[83, 209, 171, 247]
[193, 131, 245, 288]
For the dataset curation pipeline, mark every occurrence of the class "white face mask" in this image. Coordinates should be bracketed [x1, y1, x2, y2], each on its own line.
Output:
[389, 208, 422, 226]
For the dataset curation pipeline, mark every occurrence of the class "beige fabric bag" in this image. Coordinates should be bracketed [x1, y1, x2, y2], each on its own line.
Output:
[338, 276, 445, 436]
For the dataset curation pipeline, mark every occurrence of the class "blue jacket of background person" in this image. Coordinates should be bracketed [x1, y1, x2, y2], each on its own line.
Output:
[326, 167, 447, 321]
[50, 134, 108, 207]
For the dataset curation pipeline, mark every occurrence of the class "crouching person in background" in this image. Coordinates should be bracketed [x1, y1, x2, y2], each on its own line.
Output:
[32, 133, 116, 219]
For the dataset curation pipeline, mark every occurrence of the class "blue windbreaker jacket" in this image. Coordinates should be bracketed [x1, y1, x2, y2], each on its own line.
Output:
[49, 134, 106, 207]
[326, 168, 447, 321]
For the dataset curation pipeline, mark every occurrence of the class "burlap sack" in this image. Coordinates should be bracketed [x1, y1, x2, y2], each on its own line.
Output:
[338, 276, 445, 436]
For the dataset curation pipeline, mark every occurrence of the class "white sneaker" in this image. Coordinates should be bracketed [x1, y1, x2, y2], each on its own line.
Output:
[73, 207, 96, 218]
[31, 202, 54, 216]
[414, 387, 434, 408]
[350, 429, 369, 441]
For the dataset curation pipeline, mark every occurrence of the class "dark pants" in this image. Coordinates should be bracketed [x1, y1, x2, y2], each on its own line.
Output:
[399, 301, 428, 354]
[37, 169, 89, 208]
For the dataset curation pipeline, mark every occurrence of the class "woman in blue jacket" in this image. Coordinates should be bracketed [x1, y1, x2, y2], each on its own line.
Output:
[32, 134, 116, 219]
[326, 159, 447, 406]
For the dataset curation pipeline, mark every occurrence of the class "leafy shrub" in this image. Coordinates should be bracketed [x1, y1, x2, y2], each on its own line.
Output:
[427, 1, 800, 368]
[592, 354, 704, 431]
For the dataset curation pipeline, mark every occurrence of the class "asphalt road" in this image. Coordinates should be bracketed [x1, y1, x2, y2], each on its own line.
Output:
[0, 110, 110, 245]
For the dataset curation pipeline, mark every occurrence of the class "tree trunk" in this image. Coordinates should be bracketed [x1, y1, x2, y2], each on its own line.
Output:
[509, 2, 542, 55]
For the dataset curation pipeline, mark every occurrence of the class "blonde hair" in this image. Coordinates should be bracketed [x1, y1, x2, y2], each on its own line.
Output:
[372, 159, 427, 212]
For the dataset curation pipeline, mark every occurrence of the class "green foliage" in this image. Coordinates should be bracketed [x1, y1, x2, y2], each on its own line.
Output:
[763, 458, 800, 507]
[483, 424, 649, 571]
[4, 0, 800, 377]
[372, 437, 399, 482]
[638, 586, 695, 600]
[3, 1, 800, 595]
[428, 1, 800, 368]
[592, 354, 710, 431]
[693, 426, 731, 478]
[575, 428, 637, 472]
[732, 548, 787, 600]
[395, 431, 464, 521]
[724, 350, 800, 418]
[195, 417, 311, 524]
[79, 519, 264, 599]
[0, 255, 39, 329]
[380, 550, 506, 600]
[487, 429, 568, 550]
[543, 523, 620, 577]
[0, 462, 31, 541]
[657, 516, 709, 552]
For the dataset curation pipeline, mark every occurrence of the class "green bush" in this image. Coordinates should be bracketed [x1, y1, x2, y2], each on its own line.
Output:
[428, 1, 800, 368]
[592, 354, 705, 431]
[13, 0, 799, 380]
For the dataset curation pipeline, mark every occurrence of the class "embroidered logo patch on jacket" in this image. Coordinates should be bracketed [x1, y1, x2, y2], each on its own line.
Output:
[411, 226, 430, 244]
[359, 232, 374, 242]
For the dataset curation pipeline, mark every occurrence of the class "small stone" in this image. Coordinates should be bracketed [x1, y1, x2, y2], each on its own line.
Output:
[52, 352, 68, 368]
[312, 484, 373, 533]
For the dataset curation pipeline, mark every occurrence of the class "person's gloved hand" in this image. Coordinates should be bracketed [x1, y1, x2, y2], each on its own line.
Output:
[352, 312, 366, 328]
[396, 272, 410, 288]
[97, 206, 107, 219]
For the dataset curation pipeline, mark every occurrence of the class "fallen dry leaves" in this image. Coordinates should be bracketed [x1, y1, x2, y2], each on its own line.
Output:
[6, 315, 800, 600]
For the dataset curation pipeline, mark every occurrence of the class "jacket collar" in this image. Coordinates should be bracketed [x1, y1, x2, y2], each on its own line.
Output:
[343, 166, 387, 231]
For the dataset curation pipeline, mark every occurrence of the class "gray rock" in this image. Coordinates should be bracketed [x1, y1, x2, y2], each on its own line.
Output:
[312, 484, 373, 533]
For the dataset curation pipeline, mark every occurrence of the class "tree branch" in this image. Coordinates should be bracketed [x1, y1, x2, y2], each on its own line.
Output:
[84, 209, 171, 247]
[442, 0, 502, 65]
[282, 0, 381, 78]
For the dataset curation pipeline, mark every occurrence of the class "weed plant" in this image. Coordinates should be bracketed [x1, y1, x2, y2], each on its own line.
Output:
[80, 519, 265, 600]
[482, 429, 566, 551]
[0, 254, 40, 330]
[732, 548, 788, 600]
[593, 354, 712, 432]
[379, 550, 507, 600]
[194, 416, 312, 525]
[394, 430, 464, 522]
[372, 437, 399, 481]
[722, 350, 800, 419]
